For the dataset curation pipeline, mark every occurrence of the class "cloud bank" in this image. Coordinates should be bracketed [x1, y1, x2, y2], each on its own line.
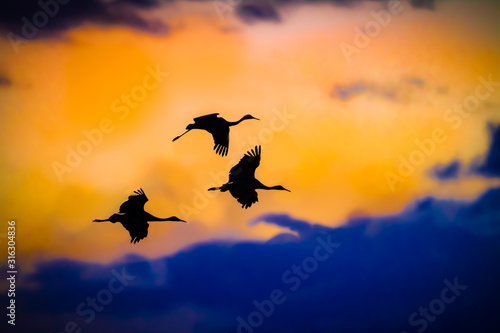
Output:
[0, 0, 437, 38]
[471, 123, 500, 178]
[6, 183, 500, 332]
[0, 0, 167, 38]
[430, 123, 500, 181]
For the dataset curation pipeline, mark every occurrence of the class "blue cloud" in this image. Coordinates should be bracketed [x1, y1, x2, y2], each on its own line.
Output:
[471, 123, 500, 178]
[428, 123, 500, 181]
[333, 83, 367, 101]
[236, 3, 281, 23]
[6, 185, 500, 333]
[0, 0, 437, 36]
[0, 0, 167, 37]
[430, 160, 462, 180]
[234, 0, 435, 24]
[331, 77, 429, 102]
[410, 0, 435, 10]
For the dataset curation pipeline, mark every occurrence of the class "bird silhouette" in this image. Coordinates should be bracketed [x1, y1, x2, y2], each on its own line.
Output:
[172, 113, 259, 156]
[93, 188, 186, 244]
[208, 146, 290, 208]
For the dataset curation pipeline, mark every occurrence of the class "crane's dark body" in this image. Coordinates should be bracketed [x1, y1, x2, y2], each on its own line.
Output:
[93, 189, 185, 244]
[190, 113, 230, 156]
[209, 146, 290, 208]
[173, 113, 259, 156]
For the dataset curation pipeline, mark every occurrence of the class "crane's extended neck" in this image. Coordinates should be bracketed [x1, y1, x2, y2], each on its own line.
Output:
[228, 115, 258, 126]
[227, 116, 246, 127]
[147, 214, 186, 222]
[255, 181, 290, 192]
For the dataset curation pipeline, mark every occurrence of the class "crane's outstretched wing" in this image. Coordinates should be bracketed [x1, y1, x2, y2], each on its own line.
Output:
[122, 222, 149, 244]
[193, 113, 219, 124]
[211, 127, 229, 157]
[229, 146, 261, 183]
[119, 188, 148, 214]
[230, 186, 259, 209]
[192, 113, 229, 156]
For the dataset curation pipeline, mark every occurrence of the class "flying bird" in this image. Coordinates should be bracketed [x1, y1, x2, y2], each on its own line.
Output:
[93, 188, 186, 244]
[173, 113, 259, 156]
[208, 146, 290, 208]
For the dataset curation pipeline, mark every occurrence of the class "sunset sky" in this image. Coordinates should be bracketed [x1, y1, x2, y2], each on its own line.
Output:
[2, 0, 499, 264]
[1, 1, 500, 332]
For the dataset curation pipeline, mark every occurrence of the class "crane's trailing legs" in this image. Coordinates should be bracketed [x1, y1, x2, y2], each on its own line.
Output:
[172, 129, 191, 142]
[93, 213, 123, 223]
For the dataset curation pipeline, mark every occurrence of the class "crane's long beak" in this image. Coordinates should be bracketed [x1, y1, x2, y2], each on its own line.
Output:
[173, 130, 190, 142]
